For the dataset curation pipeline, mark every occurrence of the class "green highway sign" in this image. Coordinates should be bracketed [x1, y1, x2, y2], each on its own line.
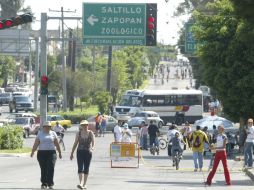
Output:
[82, 3, 157, 46]
[185, 22, 197, 54]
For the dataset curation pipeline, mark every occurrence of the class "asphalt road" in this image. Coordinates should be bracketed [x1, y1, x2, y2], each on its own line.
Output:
[0, 61, 252, 190]
[0, 126, 253, 190]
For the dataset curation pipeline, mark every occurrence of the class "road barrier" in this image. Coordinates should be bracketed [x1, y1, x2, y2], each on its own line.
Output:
[110, 142, 140, 168]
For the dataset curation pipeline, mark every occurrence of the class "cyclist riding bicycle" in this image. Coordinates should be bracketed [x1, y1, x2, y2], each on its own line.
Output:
[148, 120, 160, 155]
[170, 132, 185, 167]
[53, 121, 65, 138]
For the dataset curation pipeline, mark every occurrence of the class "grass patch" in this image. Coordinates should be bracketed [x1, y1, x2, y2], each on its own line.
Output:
[0, 147, 31, 154]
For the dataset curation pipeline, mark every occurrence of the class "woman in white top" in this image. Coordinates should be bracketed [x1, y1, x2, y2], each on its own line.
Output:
[122, 123, 132, 143]
[206, 125, 231, 186]
[31, 121, 62, 189]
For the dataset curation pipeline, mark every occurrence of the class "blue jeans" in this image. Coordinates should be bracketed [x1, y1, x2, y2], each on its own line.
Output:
[149, 135, 158, 147]
[142, 134, 148, 149]
[244, 142, 254, 167]
[193, 151, 204, 169]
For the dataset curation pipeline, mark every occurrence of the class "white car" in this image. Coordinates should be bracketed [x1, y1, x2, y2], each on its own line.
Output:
[127, 111, 164, 128]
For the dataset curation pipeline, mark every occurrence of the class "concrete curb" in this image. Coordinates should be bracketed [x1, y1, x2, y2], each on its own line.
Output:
[0, 153, 30, 157]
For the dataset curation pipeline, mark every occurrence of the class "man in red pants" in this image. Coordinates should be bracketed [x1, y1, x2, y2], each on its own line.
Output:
[206, 125, 231, 186]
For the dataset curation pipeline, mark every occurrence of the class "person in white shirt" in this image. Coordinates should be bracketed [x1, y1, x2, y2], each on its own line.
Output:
[206, 125, 231, 186]
[167, 124, 180, 166]
[244, 118, 254, 168]
[122, 123, 132, 143]
[52, 122, 65, 138]
[113, 121, 123, 142]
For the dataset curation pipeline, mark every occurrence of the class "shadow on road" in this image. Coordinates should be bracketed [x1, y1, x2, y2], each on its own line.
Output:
[126, 179, 254, 187]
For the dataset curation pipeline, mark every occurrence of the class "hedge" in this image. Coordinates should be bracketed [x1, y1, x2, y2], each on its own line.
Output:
[58, 112, 93, 124]
[0, 125, 23, 150]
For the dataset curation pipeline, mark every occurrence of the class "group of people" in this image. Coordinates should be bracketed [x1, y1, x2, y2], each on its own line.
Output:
[167, 122, 231, 186]
[114, 120, 160, 155]
[113, 120, 133, 143]
[31, 120, 95, 190]
[29, 115, 254, 189]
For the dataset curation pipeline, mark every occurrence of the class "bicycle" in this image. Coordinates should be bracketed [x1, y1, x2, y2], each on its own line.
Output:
[173, 149, 182, 170]
[56, 132, 65, 151]
[158, 137, 168, 150]
[150, 143, 159, 155]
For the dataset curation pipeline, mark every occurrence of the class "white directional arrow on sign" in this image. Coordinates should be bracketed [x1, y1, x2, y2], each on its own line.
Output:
[87, 15, 99, 26]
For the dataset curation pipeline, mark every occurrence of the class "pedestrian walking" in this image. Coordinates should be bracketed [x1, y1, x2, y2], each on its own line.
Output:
[70, 120, 95, 190]
[113, 120, 123, 142]
[95, 112, 102, 137]
[100, 115, 107, 137]
[182, 121, 192, 150]
[137, 123, 143, 148]
[206, 125, 231, 186]
[190, 125, 209, 172]
[238, 123, 247, 155]
[140, 123, 148, 150]
[122, 123, 132, 143]
[202, 126, 211, 157]
[244, 118, 254, 168]
[30, 121, 62, 189]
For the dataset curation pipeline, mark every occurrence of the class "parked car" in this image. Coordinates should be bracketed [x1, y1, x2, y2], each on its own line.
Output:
[87, 115, 118, 132]
[14, 117, 39, 138]
[127, 111, 164, 128]
[16, 87, 32, 97]
[47, 115, 72, 129]
[9, 95, 34, 113]
[5, 84, 18, 92]
[0, 93, 12, 105]
[6, 112, 39, 124]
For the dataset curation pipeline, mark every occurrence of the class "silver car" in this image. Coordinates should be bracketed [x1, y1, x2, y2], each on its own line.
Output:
[127, 111, 164, 128]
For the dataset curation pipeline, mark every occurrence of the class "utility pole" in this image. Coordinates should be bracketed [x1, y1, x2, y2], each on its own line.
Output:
[107, 46, 112, 92]
[40, 13, 47, 126]
[29, 40, 32, 88]
[49, 7, 76, 112]
[92, 46, 96, 94]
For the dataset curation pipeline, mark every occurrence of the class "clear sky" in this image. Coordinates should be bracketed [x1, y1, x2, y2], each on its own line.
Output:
[24, 0, 187, 45]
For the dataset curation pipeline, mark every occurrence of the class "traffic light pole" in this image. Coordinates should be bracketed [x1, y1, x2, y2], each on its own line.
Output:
[61, 7, 67, 112]
[34, 37, 39, 112]
[40, 13, 48, 127]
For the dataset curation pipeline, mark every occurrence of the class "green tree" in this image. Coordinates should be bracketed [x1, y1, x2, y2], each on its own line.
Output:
[230, 0, 254, 22]
[192, 0, 254, 121]
[94, 91, 111, 114]
[0, 55, 15, 87]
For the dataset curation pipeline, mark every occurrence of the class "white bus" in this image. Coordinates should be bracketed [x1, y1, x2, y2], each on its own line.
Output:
[114, 89, 203, 124]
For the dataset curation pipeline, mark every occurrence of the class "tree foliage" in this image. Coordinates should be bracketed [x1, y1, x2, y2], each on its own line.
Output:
[192, 0, 254, 121]
[230, 0, 254, 22]
[0, 55, 15, 87]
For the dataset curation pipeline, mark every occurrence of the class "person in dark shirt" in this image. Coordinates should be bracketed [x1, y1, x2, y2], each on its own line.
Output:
[148, 120, 160, 149]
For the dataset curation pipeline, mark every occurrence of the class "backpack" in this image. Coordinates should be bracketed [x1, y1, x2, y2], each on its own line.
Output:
[193, 133, 201, 148]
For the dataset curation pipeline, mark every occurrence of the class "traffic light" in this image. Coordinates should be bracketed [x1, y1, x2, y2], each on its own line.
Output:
[146, 4, 157, 46]
[0, 13, 33, 30]
[40, 75, 48, 95]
